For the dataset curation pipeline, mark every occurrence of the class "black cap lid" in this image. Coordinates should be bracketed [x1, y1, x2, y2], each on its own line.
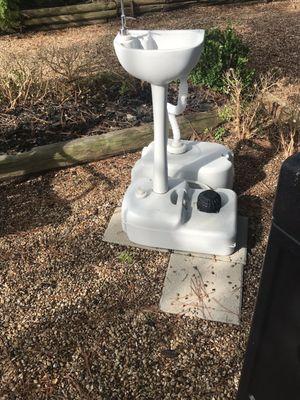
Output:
[197, 190, 222, 213]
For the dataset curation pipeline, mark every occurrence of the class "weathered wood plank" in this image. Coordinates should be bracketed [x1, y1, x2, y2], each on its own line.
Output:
[133, 0, 166, 5]
[0, 111, 221, 181]
[137, 0, 197, 14]
[28, 18, 107, 32]
[118, 0, 135, 17]
[136, 1, 196, 12]
[21, 0, 260, 31]
[21, 2, 116, 19]
[23, 9, 117, 26]
[134, 0, 195, 5]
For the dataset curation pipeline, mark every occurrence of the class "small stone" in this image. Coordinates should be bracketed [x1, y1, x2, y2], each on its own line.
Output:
[161, 349, 179, 359]
[126, 114, 137, 122]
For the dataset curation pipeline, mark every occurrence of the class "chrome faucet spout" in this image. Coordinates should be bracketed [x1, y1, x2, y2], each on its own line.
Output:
[120, 0, 127, 35]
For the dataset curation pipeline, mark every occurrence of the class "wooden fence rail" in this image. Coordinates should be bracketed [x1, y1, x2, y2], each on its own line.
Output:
[21, 2, 117, 19]
[21, 0, 248, 30]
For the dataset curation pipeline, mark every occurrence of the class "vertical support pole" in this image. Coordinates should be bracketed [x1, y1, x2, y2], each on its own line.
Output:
[151, 84, 168, 194]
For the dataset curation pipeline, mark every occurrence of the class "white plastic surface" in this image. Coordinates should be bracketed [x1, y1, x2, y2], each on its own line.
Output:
[114, 29, 205, 194]
[151, 84, 169, 193]
[132, 140, 234, 189]
[167, 78, 188, 147]
[113, 30, 205, 85]
[119, 34, 143, 49]
[114, 28, 238, 256]
[122, 178, 237, 256]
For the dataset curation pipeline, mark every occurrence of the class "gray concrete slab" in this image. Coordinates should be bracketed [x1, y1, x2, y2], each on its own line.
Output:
[103, 207, 247, 325]
[160, 253, 243, 325]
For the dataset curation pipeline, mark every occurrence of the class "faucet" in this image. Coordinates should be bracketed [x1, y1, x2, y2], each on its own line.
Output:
[120, 0, 128, 35]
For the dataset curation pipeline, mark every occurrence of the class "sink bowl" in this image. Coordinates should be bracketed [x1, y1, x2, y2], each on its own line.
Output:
[114, 29, 205, 85]
[114, 28, 205, 194]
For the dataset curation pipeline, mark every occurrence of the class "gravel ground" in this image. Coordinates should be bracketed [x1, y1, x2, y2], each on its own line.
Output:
[0, 139, 283, 399]
[0, 1, 298, 398]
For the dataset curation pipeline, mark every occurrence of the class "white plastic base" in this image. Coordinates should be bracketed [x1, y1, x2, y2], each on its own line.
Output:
[132, 140, 234, 189]
[167, 140, 187, 154]
[122, 177, 237, 256]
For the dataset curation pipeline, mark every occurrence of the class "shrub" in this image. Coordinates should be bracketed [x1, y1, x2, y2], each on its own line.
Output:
[0, 52, 47, 109]
[39, 44, 99, 82]
[0, 0, 20, 32]
[221, 69, 300, 152]
[190, 27, 254, 93]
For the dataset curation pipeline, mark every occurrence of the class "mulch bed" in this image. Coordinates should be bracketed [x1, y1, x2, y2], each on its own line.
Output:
[0, 84, 219, 155]
[0, 0, 298, 154]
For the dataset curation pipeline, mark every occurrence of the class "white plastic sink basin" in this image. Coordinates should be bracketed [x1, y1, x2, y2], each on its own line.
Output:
[114, 29, 205, 85]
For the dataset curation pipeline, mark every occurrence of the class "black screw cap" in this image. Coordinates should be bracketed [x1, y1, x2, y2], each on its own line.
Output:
[197, 190, 222, 213]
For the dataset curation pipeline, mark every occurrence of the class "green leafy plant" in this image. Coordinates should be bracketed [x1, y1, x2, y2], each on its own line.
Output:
[190, 27, 254, 92]
[218, 104, 233, 123]
[117, 251, 134, 265]
[119, 81, 130, 96]
[213, 126, 226, 141]
[0, 0, 20, 32]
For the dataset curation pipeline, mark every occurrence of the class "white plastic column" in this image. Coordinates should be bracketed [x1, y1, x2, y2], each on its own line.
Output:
[151, 84, 168, 194]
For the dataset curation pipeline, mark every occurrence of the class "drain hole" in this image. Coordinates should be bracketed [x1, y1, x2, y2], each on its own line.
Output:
[170, 190, 178, 205]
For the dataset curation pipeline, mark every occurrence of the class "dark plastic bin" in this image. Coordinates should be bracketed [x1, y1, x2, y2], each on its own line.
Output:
[237, 152, 300, 400]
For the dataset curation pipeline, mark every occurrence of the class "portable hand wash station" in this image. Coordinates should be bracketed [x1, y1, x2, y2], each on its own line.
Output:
[113, 5, 237, 256]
